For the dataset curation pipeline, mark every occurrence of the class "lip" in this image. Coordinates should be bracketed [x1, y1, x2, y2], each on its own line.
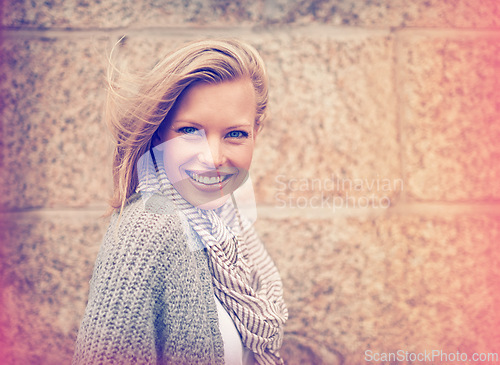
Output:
[184, 169, 236, 193]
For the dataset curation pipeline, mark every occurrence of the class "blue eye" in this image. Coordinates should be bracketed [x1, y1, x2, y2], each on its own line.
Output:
[227, 130, 248, 138]
[178, 126, 198, 134]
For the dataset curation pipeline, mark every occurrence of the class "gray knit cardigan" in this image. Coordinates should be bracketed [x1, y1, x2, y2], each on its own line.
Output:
[73, 193, 226, 365]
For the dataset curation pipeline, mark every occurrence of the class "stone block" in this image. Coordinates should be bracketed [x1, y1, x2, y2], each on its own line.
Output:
[0, 36, 113, 209]
[5, 0, 499, 29]
[0, 210, 108, 365]
[2, 0, 262, 29]
[399, 34, 500, 202]
[251, 32, 402, 208]
[256, 212, 500, 364]
[261, 0, 500, 28]
[2, 207, 499, 364]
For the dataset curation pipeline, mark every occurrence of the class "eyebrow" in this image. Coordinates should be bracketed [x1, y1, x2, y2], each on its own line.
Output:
[226, 123, 253, 129]
[170, 120, 253, 130]
[169, 119, 203, 128]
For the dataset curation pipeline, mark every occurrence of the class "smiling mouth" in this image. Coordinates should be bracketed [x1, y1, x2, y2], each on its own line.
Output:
[186, 170, 233, 186]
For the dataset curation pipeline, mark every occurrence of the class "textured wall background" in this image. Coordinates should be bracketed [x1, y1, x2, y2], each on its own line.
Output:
[1, 1, 500, 364]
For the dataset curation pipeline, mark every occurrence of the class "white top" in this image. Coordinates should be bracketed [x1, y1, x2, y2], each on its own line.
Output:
[215, 295, 255, 365]
[178, 209, 254, 364]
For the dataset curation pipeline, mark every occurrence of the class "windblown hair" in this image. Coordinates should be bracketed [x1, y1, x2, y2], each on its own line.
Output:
[106, 39, 269, 212]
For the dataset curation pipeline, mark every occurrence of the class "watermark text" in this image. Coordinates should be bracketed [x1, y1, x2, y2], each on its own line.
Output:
[365, 349, 499, 363]
[274, 175, 403, 210]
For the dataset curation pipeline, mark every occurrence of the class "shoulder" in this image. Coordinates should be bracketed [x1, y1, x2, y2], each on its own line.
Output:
[114, 193, 183, 242]
[98, 193, 189, 268]
[88, 193, 194, 295]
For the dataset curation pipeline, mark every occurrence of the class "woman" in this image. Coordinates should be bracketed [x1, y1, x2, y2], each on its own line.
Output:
[73, 39, 288, 365]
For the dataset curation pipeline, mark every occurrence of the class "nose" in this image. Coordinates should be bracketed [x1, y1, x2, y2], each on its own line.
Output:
[198, 137, 226, 167]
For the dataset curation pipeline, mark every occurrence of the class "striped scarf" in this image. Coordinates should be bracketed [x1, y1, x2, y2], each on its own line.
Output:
[136, 148, 288, 364]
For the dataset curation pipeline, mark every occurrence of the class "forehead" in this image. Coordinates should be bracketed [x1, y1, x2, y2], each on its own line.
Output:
[170, 78, 256, 123]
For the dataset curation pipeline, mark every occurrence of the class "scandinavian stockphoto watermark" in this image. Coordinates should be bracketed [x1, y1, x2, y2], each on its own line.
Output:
[274, 175, 404, 210]
[365, 349, 499, 363]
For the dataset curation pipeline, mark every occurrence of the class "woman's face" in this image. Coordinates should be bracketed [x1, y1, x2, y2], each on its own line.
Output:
[157, 78, 257, 210]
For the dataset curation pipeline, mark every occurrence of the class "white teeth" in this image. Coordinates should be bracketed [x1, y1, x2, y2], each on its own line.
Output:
[190, 172, 226, 185]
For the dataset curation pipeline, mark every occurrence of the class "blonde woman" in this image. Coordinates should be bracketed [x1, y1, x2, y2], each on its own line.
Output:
[73, 39, 288, 365]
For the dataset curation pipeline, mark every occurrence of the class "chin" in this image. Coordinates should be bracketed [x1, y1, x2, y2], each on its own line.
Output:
[193, 194, 231, 210]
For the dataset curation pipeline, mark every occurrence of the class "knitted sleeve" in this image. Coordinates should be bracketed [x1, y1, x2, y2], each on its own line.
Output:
[72, 197, 192, 365]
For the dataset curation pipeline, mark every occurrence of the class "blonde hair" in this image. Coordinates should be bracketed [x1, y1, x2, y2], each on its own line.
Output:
[106, 38, 269, 213]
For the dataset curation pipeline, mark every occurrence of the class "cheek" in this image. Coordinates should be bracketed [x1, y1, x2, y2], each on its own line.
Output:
[227, 143, 254, 169]
[162, 141, 193, 177]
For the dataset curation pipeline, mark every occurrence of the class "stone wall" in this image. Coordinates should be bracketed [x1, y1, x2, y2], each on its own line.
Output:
[1, 1, 500, 364]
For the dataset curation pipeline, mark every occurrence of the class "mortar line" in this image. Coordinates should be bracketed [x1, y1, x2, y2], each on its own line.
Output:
[3, 24, 498, 41]
[256, 202, 500, 219]
[392, 28, 408, 204]
[395, 26, 500, 38]
[2, 201, 499, 219]
[0, 25, 387, 40]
